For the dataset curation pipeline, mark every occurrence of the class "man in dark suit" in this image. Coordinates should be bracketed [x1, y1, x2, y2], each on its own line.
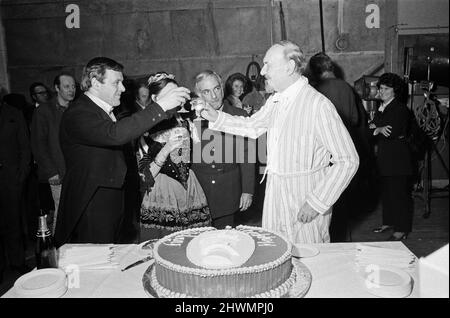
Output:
[27, 83, 55, 236]
[31, 73, 76, 232]
[0, 99, 31, 278]
[54, 57, 190, 247]
[191, 70, 255, 229]
[307, 52, 373, 242]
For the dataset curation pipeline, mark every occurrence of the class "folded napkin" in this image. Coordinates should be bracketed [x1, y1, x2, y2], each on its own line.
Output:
[58, 244, 132, 270]
[355, 244, 417, 272]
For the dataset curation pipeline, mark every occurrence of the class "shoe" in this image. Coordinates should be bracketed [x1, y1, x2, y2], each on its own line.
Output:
[373, 225, 392, 233]
[388, 232, 408, 241]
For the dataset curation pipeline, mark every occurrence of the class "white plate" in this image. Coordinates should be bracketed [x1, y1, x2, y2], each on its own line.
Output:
[14, 268, 68, 298]
[186, 229, 256, 269]
[292, 245, 320, 258]
[361, 266, 413, 298]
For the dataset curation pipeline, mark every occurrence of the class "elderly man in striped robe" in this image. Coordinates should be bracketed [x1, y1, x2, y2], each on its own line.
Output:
[198, 40, 359, 243]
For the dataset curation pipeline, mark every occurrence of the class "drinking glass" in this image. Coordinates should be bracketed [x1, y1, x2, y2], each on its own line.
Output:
[191, 98, 205, 121]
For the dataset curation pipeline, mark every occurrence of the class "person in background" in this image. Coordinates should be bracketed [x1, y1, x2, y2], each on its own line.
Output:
[135, 81, 151, 111]
[3, 93, 45, 241]
[0, 97, 31, 280]
[370, 73, 413, 241]
[191, 70, 255, 229]
[27, 83, 54, 225]
[54, 57, 190, 246]
[29, 82, 50, 109]
[224, 72, 252, 115]
[198, 41, 359, 243]
[307, 52, 372, 242]
[137, 72, 211, 241]
[30, 73, 76, 232]
[242, 75, 267, 115]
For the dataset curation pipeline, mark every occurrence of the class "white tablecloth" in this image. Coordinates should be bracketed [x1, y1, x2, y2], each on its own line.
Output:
[2, 241, 419, 298]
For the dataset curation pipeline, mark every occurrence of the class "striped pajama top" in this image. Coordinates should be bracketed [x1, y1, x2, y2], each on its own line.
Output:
[210, 76, 359, 243]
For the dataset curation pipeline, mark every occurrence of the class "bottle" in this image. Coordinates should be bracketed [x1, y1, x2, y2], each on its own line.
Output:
[35, 214, 58, 269]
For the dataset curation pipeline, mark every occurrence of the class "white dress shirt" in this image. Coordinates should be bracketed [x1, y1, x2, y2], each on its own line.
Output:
[85, 92, 117, 122]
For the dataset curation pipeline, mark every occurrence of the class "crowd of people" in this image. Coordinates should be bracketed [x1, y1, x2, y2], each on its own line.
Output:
[0, 40, 419, 281]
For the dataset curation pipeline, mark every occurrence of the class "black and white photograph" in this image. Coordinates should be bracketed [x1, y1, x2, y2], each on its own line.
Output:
[0, 0, 448, 303]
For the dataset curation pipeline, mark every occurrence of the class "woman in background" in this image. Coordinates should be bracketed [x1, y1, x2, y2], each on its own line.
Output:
[371, 73, 413, 241]
[135, 81, 151, 111]
[137, 72, 210, 241]
[224, 72, 252, 115]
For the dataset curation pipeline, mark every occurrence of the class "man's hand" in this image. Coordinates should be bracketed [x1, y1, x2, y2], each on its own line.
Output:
[239, 193, 253, 211]
[162, 134, 184, 154]
[297, 202, 319, 223]
[195, 100, 219, 122]
[48, 174, 61, 185]
[157, 87, 191, 112]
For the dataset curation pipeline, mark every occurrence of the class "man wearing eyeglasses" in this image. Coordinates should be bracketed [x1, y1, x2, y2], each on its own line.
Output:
[29, 82, 50, 108]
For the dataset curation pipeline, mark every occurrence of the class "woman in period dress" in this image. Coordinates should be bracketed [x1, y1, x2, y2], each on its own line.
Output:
[137, 72, 211, 241]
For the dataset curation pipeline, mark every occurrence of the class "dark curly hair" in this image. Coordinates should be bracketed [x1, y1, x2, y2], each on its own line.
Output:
[224, 73, 249, 100]
[377, 73, 407, 102]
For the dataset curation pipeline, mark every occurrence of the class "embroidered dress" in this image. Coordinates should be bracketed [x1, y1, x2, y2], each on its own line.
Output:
[210, 77, 359, 243]
[137, 116, 211, 240]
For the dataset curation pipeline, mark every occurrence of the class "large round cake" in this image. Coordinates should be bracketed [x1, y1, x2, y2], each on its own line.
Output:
[150, 225, 296, 298]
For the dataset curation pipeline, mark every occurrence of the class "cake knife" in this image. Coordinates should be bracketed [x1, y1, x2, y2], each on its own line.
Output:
[121, 256, 154, 272]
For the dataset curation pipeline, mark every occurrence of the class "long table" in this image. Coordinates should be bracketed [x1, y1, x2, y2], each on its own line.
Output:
[2, 241, 419, 298]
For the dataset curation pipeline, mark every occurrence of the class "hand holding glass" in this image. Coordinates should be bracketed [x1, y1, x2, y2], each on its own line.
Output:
[191, 98, 206, 120]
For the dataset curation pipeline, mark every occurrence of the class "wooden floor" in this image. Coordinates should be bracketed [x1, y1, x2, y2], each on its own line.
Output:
[1, 183, 448, 297]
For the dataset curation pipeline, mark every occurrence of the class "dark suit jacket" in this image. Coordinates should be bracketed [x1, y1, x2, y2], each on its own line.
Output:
[54, 94, 169, 246]
[0, 103, 31, 185]
[372, 98, 413, 176]
[191, 102, 255, 219]
[30, 99, 66, 182]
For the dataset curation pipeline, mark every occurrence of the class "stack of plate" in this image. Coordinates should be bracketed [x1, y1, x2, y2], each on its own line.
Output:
[362, 266, 413, 298]
[14, 268, 68, 298]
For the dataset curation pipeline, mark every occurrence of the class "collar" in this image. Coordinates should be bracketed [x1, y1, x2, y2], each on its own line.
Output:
[55, 99, 69, 110]
[273, 76, 308, 103]
[85, 91, 114, 115]
[136, 100, 147, 110]
[379, 98, 394, 113]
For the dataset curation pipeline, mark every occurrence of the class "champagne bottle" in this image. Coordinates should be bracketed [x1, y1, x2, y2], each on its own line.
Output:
[35, 214, 58, 269]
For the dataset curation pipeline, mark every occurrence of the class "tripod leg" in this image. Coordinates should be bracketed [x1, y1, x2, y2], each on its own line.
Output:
[422, 148, 431, 218]
[430, 141, 450, 177]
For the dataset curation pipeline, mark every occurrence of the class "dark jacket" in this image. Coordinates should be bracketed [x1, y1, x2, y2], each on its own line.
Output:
[0, 103, 31, 185]
[30, 99, 67, 182]
[54, 94, 169, 246]
[372, 98, 413, 176]
[191, 103, 255, 218]
[315, 78, 359, 128]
